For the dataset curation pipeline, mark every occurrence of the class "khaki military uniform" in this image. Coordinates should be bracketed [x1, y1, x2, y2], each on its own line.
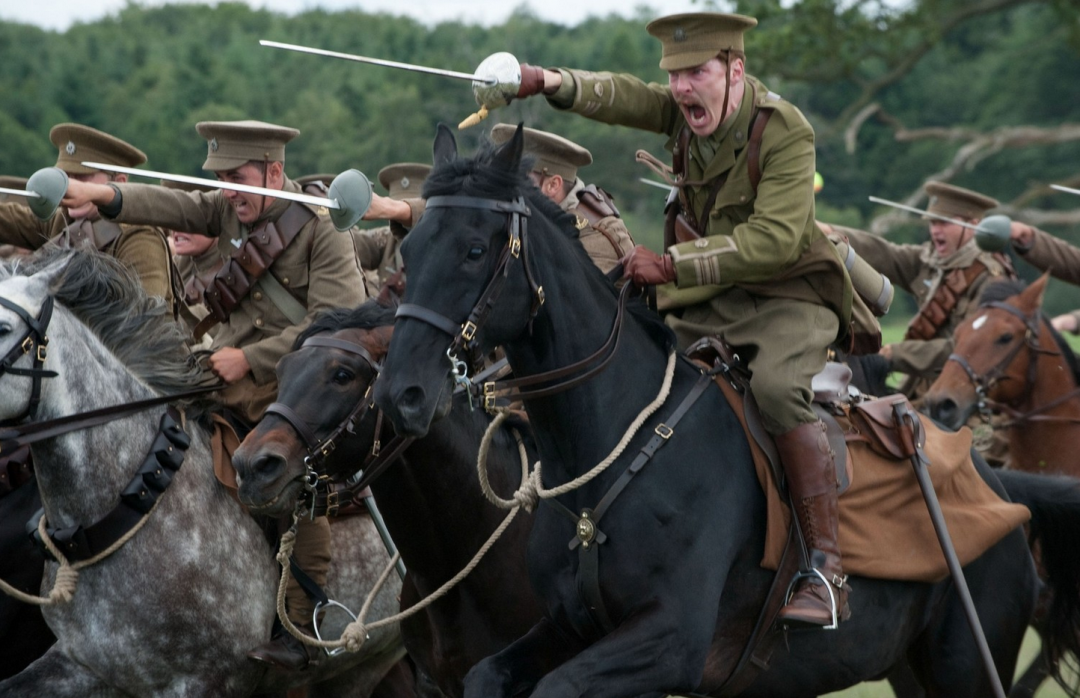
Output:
[0, 204, 175, 306]
[109, 178, 366, 423]
[173, 246, 221, 340]
[838, 228, 1009, 399]
[549, 70, 851, 434]
[353, 225, 404, 298]
[561, 179, 636, 275]
[1014, 226, 1080, 286]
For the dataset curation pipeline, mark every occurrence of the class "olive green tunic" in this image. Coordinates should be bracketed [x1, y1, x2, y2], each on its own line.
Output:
[1014, 227, 1080, 286]
[108, 178, 367, 422]
[0, 202, 175, 309]
[836, 226, 1009, 398]
[547, 69, 852, 433]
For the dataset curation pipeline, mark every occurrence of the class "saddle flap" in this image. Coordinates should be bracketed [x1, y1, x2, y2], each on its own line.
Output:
[847, 395, 918, 461]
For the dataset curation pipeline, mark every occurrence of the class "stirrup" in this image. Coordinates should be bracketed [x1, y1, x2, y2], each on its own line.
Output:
[782, 568, 843, 630]
[312, 598, 360, 657]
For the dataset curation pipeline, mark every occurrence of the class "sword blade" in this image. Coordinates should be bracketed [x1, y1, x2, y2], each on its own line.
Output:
[868, 196, 977, 230]
[638, 177, 673, 191]
[0, 187, 39, 199]
[260, 40, 496, 85]
[1051, 184, 1080, 197]
[83, 163, 341, 210]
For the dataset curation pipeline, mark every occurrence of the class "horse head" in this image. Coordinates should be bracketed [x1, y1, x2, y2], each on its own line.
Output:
[923, 273, 1053, 429]
[233, 302, 395, 517]
[375, 123, 578, 437]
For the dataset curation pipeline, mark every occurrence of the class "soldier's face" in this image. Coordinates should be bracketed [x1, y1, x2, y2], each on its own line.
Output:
[668, 57, 744, 137]
[929, 219, 975, 257]
[215, 162, 283, 224]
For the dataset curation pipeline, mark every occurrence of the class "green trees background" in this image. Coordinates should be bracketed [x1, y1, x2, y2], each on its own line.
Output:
[2, 0, 1079, 314]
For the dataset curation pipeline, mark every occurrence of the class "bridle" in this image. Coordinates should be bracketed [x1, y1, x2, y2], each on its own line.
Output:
[0, 296, 58, 426]
[947, 300, 1080, 427]
[263, 335, 414, 516]
[394, 193, 631, 413]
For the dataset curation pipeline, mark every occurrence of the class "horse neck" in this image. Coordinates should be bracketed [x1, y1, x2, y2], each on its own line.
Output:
[369, 399, 529, 584]
[503, 233, 671, 484]
[31, 308, 163, 529]
[1006, 325, 1080, 474]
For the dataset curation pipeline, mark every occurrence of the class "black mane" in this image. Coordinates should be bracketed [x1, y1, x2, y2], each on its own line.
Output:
[979, 278, 1080, 385]
[295, 301, 397, 349]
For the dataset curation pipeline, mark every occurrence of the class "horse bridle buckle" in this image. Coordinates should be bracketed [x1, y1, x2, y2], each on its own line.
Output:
[461, 321, 478, 342]
[483, 382, 497, 413]
[20, 337, 33, 355]
[36, 342, 48, 363]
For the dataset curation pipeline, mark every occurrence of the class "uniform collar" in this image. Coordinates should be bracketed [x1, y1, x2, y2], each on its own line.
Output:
[559, 178, 586, 212]
[697, 76, 759, 182]
[924, 238, 982, 271]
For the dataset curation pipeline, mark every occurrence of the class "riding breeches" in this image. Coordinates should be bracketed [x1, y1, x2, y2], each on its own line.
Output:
[665, 289, 839, 435]
[286, 515, 332, 625]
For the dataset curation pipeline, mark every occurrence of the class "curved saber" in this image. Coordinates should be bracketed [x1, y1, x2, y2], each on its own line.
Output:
[260, 40, 497, 85]
[0, 187, 39, 199]
[868, 195, 978, 230]
[82, 162, 341, 210]
[1051, 184, 1080, 197]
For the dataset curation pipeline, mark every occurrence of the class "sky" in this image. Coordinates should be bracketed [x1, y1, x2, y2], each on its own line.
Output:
[2, 0, 712, 30]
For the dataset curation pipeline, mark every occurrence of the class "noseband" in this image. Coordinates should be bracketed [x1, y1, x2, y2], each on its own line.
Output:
[947, 300, 1067, 425]
[264, 335, 413, 516]
[0, 296, 58, 426]
[394, 193, 629, 412]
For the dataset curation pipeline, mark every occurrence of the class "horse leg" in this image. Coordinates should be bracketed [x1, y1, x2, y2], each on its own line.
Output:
[464, 617, 586, 698]
[0, 645, 119, 698]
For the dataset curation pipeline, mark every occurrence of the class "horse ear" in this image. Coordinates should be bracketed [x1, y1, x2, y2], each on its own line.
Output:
[433, 124, 458, 166]
[1016, 272, 1050, 315]
[491, 122, 524, 174]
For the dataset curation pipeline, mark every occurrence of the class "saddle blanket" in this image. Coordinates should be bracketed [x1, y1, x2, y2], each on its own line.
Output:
[717, 382, 1031, 583]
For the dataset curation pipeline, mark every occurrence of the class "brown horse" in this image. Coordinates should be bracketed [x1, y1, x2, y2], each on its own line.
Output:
[924, 273, 1080, 697]
[924, 274, 1080, 475]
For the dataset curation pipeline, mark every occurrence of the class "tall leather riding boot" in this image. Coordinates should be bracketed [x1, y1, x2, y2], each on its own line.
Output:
[247, 515, 332, 671]
[775, 421, 851, 628]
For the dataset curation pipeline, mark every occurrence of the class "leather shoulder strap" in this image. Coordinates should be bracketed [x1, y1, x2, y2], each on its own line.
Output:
[575, 184, 620, 223]
[747, 108, 774, 194]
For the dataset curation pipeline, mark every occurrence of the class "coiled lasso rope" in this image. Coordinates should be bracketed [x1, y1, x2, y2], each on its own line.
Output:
[274, 350, 677, 653]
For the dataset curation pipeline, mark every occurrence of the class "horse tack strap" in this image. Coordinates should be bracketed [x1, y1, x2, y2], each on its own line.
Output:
[544, 371, 713, 636]
[31, 408, 192, 563]
[0, 295, 58, 426]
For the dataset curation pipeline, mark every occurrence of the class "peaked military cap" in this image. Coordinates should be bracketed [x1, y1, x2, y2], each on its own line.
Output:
[296, 173, 335, 189]
[49, 123, 147, 176]
[491, 124, 592, 182]
[195, 120, 299, 171]
[646, 13, 757, 71]
[924, 182, 998, 221]
[377, 163, 431, 201]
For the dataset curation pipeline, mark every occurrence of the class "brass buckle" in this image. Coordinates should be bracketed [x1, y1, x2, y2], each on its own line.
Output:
[510, 235, 521, 258]
[325, 490, 340, 517]
[370, 439, 381, 457]
[654, 423, 673, 439]
[20, 337, 33, 355]
[536, 286, 545, 306]
[483, 382, 496, 413]
[36, 342, 48, 363]
[319, 441, 336, 458]
[461, 321, 478, 342]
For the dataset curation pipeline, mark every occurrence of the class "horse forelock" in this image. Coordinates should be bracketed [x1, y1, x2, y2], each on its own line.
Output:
[20, 248, 204, 395]
[295, 301, 397, 349]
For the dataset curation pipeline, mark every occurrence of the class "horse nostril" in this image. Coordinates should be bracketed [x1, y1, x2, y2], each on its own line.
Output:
[399, 386, 425, 411]
[931, 398, 957, 424]
[254, 453, 286, 478]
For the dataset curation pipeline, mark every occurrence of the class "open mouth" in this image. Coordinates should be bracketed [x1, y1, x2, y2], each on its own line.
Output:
[683, 103, 709, 128]
[243, 474, 305, 515]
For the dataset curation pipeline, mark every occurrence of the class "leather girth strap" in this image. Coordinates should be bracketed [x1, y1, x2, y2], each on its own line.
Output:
[194, 200, 315, 339]
[904, 260, 988, 341]
[30, 407, 191, 563]
[543, 368, 713, 637]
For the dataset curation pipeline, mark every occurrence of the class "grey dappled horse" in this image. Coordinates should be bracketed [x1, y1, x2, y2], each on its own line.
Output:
[0, 249, 404, 698]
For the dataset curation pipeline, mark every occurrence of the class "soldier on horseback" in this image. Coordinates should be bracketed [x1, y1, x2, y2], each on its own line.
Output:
[509, 13, 870, 628]
[60, 120, 368, 670]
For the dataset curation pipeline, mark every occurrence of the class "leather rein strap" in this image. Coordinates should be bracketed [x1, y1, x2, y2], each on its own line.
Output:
[0, 295, 58, 426]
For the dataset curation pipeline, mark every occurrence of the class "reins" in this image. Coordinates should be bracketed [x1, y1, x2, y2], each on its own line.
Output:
[948, 299, 1080, 427]
[0, 295, 58, 426]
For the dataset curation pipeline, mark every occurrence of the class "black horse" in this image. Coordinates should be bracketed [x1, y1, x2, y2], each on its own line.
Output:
[232, 301, 544, 698]
[373, 124, 1080, 697]
[0, 478, 55, 678]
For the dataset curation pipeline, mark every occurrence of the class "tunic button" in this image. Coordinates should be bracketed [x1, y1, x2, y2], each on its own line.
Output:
[254, 317, 264, 328]
[253, 291, 263, 301]
[740, 195, 746, 202]
[282, 277, 290, 286]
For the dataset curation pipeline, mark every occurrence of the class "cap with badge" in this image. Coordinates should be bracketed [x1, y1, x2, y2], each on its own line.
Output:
[646, 13, 757, 71]
[924, 182, 998, 221]
[377, 163, 431, 201]
[490, 125, 592, 182]
[49, 123, 147, 176]
[195, 120, 300, 172]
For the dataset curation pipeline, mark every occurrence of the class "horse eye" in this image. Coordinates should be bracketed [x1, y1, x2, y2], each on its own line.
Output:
[996, 333, 1014, 345]
[466, 245, 485, 261]
[332, 368, 355, 384]
[0, 323, 9, 336]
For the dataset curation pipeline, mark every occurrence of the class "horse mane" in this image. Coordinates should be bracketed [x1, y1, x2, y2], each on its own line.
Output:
[979, 278, 1080, 385]
[21, 248, 205, 395]
[422, 132, 676, 354]
[295, 301, 397, 349]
